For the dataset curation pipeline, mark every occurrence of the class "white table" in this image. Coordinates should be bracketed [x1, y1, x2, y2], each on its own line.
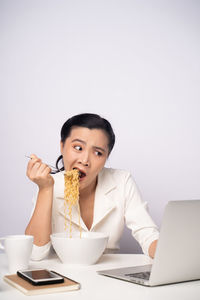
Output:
[0, 253, 200, 300]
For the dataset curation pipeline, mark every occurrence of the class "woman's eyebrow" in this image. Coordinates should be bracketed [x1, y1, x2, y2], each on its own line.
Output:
[71, 138, 86, 144]
[72, 138, 106, 152]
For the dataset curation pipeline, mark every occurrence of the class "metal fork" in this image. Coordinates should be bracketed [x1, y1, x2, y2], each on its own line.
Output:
[25, 155, 59, 174]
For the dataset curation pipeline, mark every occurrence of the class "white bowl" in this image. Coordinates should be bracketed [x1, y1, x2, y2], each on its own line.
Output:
[50, 232, 109, 265]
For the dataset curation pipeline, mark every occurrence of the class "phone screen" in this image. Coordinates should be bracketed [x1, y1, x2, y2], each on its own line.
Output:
[17, 269, 64, 285]
[23, 270, 59, 280]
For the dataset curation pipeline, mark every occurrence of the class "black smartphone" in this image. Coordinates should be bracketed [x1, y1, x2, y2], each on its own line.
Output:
[17, 269, 64, 285]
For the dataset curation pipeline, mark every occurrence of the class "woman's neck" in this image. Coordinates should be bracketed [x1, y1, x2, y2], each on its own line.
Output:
[79, 177, 97, 201]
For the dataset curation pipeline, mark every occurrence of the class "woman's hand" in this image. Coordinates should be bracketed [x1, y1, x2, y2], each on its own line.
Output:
[26, 154, 54, 190]
[148, 240, 158, 259]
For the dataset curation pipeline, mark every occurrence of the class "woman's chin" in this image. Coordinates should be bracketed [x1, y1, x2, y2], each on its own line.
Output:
[79, 177, 97, 193]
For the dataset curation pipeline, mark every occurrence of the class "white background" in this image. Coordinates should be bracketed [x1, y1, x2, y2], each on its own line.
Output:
[0, 0, 200, 253]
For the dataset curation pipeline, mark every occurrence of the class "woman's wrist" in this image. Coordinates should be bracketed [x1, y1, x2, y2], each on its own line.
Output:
[38, 185, 54, 193]
[36, 186, 54, 208]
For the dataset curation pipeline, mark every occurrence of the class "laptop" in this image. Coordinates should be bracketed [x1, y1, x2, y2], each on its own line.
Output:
[98, 200, 200, 286]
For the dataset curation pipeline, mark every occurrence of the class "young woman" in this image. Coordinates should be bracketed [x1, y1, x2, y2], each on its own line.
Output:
[25, 113, 159, 260]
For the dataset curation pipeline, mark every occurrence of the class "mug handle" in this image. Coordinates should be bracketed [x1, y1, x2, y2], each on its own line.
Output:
[0, 238, 5, 250]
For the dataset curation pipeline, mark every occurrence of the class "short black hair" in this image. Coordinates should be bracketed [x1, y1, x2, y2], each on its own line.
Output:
[55, 113, 115, 172]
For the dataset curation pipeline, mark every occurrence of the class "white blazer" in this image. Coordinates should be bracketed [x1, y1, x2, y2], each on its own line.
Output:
[30, 168, 159, 261]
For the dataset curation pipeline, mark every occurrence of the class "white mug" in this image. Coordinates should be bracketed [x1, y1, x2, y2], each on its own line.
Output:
[0, 235, 33, 273]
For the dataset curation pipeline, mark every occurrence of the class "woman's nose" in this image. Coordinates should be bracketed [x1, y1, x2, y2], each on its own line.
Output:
[79, 152, 90, 167]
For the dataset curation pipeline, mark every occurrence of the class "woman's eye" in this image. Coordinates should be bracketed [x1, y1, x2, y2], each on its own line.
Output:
[74, 145, 82, 151]
[95, 151, 102, 156]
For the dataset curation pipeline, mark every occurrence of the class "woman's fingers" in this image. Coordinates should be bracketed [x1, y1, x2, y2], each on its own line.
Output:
[26, 154, 41, 176]
[29, 154, 41, 164]
[42, 165, 52, 176]
[30, 162, 42, 178]
[27, 154, 49, 178]
[26, 154, 54, 189]
[29, 162, 49, 179]
[35, 163, 51, 177]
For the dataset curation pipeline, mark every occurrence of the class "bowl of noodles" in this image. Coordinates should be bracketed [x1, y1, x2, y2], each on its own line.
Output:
[51, 169, 108, 265]
[50, 232, 109, 265]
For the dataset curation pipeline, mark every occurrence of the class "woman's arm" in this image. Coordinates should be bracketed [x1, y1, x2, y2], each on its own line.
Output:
[25, 154, 54, 246]
[124, 172, 159, 257]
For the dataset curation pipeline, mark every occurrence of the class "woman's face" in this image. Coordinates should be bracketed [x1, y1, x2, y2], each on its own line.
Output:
[60, 127, 109, 192]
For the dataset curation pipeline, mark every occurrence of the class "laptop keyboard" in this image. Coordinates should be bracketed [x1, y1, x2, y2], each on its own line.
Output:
[125, 271, 151, 280]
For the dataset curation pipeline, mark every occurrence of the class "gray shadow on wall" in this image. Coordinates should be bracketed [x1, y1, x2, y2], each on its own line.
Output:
[119, 226, 143, 254]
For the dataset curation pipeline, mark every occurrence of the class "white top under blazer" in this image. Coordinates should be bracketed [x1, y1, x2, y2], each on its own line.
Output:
[30, 168, 159, 260]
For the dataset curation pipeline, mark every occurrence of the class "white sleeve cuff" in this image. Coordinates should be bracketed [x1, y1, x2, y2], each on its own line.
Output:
[30, 242, 51, 261]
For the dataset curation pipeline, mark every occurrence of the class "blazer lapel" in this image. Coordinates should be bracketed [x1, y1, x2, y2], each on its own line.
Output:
[91, 168, 117, 230]
[57, 199, 88, 231]
[56, 168, 117, 231]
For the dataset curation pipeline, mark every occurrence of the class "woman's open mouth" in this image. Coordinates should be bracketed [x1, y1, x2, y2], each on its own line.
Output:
[73, 168, 86, 180]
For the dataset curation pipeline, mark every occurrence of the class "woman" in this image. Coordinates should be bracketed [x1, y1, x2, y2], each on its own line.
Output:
[25, 113, 159, 260]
